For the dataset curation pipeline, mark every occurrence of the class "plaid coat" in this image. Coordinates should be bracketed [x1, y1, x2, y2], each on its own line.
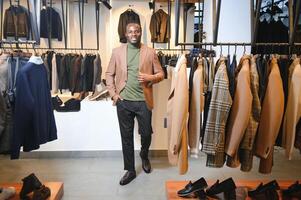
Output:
[202, 57, 232, 167]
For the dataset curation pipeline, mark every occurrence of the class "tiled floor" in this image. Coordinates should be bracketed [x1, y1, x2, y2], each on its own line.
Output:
[0, 148, 301, 200]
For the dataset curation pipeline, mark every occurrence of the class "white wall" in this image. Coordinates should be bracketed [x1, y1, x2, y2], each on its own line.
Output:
[203, 0, 251, 58]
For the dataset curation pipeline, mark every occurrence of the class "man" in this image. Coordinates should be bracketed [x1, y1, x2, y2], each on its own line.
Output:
[106, 23, 164, 185]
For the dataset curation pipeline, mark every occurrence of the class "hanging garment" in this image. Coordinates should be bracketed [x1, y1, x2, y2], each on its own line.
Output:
[167, 54, 189, 174]
[239, 56, 261, 172]
[3, 5, 30, 39]
[40, 7, 63, 41]
[282, 58, 301, 160]
[188, 57, 204, 157]
[0, 54, 9, 92]
[225, 56, 252, 159]
[71, 55, 83, 94]
[11, 56, 57, 159]
[93, 54, 102, 91]
[255, 56, 284, 174]
[51, 53, 59, 94]
[118, 10, 141, 43]
[149, 9, 170, 43]
[202, 57, 232, 168]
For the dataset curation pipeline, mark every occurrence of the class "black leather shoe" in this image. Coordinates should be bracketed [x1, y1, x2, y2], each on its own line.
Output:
[19, 173, 42, 199]
[206, 178, 236, 200]
[119, 171, 136, 186]
[282, 181, 301, 200]
[248, 180, 280, 200]
[141, 158, 151, 173]
[32, 185, 51, 200]
[177, 177, 208, 197]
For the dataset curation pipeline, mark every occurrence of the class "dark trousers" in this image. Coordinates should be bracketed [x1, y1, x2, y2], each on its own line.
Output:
[116, 100, 153, 172]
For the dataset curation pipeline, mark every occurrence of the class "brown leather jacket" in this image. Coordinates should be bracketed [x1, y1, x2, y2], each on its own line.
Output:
[4, 6, 30, 39]
[149, 9, 170, 43]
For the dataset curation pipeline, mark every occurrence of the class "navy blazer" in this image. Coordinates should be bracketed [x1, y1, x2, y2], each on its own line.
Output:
[11, 59, 57, 159]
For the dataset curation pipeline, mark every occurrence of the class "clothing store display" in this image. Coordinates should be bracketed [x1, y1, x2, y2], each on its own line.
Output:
[177, 177, 208, 198]
[118, 9, 141, 43]
[11, 56, 57, 159]
[3, 5, 30, 39]
[149, 9, 170, 43]
[0, 187, 15, 200]
[119, 171, 136, 186]
[40, 7, 63, 41]
[167, 54, 189, 175]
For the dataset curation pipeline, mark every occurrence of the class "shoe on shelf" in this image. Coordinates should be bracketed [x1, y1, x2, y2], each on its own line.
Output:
[177, 177, 208, 197]
[32, 185, 51, 200]
[19, 173, 42, 199]
[206, 178, 236, 200]
[248, 180, 280, 200]
[119, 171, 136, 186]
[282, 181, 301, 200]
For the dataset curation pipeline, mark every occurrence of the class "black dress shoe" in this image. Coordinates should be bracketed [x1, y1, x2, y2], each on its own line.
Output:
[141, 158, 151, 173]
[177, 177, 208, 197]
[119, 171, 136, 186]
[282, 181, 301, 200]
[248, 180, 280, 200]
[206, 178, 236, 200]
[19, 173, 42, 199]
[32, 185, 51, 200]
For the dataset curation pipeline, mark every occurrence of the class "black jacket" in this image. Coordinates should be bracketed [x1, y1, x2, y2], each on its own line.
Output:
[40, 7, 62, 41]
[118, 10, 140, 43]
[3, 6, 30, 39]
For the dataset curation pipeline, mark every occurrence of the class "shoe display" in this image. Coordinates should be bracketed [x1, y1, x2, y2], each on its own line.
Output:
[177, 177, 208, 197]
[119, 171, 136, 186]
[89, 82, 109, 101]
[32, 185, 51, 200]
[0, 187, 16, 200]
[19, 173, 43, 199]
[206, 178, 236, 200]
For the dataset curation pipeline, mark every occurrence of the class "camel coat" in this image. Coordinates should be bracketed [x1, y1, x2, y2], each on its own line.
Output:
[167, 55, 189, 174]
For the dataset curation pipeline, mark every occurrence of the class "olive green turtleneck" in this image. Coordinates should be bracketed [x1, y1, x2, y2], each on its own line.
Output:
[120, 43, 145, 101]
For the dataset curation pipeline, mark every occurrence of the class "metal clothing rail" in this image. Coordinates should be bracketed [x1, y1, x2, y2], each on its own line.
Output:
[176, 42, 301, 46]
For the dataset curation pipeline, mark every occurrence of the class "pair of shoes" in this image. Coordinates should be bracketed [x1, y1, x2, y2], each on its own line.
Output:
[282, 181, 301, 200]
[140, 152, 152, 174]
[177, 177, 208, 198]
[119, 171, 136, 186]
[206, 178, 237, 200]
[32, 185, 51, 200]
[0, 187, 16, 200]
[19, 173, 43, 199]
[52, 96, 81, 112]
[248, 180, 280, 200]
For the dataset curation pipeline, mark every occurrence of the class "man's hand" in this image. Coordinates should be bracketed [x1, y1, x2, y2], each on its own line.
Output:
[138, 72, 153, 83]
[112, 95, 121, 106]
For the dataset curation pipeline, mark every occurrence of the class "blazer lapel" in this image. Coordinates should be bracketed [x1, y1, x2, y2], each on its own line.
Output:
[139, 44, 146, 71]
[121, 44, 127, 71]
